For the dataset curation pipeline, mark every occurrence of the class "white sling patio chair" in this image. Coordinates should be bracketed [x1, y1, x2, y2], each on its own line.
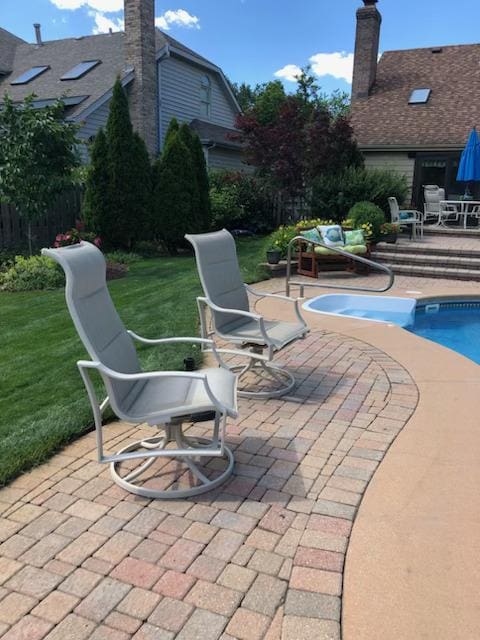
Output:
[388, 197, 424, 239]
[42, 241, 238, 499]
[185, 229, 309, 399]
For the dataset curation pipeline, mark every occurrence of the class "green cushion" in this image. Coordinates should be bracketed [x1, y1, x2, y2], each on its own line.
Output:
[300, 228, 322, 244]
[344, 229, 365, 245]
[344, 244, 367, 255]
[314, 246, 336, 256]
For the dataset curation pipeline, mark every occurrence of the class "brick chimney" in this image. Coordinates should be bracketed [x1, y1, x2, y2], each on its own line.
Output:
[124, 0, 158, 155]
[352, 0, 381, 101]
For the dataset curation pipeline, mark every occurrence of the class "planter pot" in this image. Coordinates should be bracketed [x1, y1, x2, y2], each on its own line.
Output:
[266, 249, 281, 265]
[383, 233, 398, 244]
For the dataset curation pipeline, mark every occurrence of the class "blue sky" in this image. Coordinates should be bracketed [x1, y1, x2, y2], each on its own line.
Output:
[2, 0, 480, 95]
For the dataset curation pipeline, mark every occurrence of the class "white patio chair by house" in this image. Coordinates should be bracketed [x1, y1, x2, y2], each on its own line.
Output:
[388, 197, 424, 239]
[185, 229, 309, 399]
[423, 185, 446, 224]
[42, 241, 238, 499]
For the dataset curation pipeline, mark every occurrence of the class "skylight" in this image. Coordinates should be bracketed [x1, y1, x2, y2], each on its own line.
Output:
[60, 60, 101, 81]
[10, 66, 49, 85]
[409, 88, 431, 104]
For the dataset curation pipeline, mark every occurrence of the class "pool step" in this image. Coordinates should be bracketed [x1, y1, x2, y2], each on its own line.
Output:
[378, 262, 480, 281]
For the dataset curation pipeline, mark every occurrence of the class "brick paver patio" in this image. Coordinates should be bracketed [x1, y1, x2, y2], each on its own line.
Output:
[0, 328, 418, 639]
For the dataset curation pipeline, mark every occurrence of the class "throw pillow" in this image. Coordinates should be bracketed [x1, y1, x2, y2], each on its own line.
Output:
[344, 229, 365, 246]
[300, 228, 322, 244]
[318, 225, 344, 247]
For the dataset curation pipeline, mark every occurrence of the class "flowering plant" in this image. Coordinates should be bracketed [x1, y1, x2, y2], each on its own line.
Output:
[54, 221, 101, 248]
[380, 222, 399, 235]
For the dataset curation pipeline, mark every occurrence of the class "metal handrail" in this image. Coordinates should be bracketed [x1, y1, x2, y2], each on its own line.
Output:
[285, 236, 395, 297]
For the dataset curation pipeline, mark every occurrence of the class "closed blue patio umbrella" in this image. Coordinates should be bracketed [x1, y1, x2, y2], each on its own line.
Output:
[457, 128, 480, 196]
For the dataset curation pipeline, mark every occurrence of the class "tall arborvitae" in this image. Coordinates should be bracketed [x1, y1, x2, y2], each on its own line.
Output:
[178, 123, 211, 232]
[129, 132, 153, 240]
[105, 78, 138, 248]
[163, 118, 180, 151]
[82, 128, 110, 236]
[153, 132, 196, 254]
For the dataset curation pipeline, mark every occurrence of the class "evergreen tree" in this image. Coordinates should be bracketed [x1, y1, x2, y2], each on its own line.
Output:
[188, 130, 211, 232]
[105, 78, 138, 248]
[153, 134, 196, 254]
[128, 132, 153, 241]
[82, 128, 110, 236]
[164, 118, 180, 151]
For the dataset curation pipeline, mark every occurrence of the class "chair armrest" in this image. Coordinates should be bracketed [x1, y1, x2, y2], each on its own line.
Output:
[77, 360, 231, 416]
[198, 297, 270, 346]
[126, 333, 225, 368]
[244, 285, 307, 327]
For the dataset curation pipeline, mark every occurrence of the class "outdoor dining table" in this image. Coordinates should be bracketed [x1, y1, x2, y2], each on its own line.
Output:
[439, 200, 480, 228]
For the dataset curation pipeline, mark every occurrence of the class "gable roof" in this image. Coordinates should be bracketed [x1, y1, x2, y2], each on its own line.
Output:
[351, 44, 480, 150]
[0, 27, 25, 74]
[0, 28, 240, 119]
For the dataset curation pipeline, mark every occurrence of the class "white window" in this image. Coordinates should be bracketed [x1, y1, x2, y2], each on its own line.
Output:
[200, 75, 211, 118]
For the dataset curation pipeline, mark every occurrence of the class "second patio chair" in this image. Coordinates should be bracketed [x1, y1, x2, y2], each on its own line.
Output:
[185, 229, 309, 398]
[42, 241, 238, 499]
[388, 197, 424, 239]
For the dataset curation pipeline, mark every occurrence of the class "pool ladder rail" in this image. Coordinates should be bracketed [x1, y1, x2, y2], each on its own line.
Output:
[285, 236, 395, 298]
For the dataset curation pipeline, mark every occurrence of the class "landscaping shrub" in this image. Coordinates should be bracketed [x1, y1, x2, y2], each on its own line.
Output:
[82, 128, 110, 236]
[310, 166, 409, 222]
[178, 123, 211, 232]
[104, 250, 142, 265]
[0, 255, 64, 291]
[209, 170, 276, 232]
[348, 201, 385, 240]
[54, 221, 101, 248]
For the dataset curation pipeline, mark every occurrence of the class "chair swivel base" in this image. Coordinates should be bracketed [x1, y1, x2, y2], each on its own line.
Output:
[229, 358, 296, 399]
[110, 425, 234, 499]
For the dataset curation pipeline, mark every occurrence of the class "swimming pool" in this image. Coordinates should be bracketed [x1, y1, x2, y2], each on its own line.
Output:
[303, 294, 480, 365]
[409, 301, 480, 365]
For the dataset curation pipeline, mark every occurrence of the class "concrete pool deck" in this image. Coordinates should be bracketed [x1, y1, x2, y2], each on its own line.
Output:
[257, 273, 480, 639]
[0, 273, 479, 639]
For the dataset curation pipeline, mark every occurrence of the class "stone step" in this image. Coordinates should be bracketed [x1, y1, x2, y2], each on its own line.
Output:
[423, 226, 480, 237]
[380, 262, 480, 281]
[372, 251, 480, 270]
[375, 242, 480, 258]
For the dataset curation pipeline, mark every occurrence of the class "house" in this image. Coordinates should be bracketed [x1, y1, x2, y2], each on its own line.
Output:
[0, 0, 244, 170]
[350, 0, 478, 206]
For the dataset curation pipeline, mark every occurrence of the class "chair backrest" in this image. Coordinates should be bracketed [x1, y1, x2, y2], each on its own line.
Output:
[185, 229, 250, 332]
[424, 185, 445, 212]
[42, 242, 142, 410]
[388, 197, 400, 222]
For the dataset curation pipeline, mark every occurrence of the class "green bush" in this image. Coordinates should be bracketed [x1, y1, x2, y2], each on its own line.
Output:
[209, 170, 276, 232]
[310, 166, 409, 222]
[265, 225, 297, 258]
[348, 201, 385, 240]
[0, 255, 64, 292]
[105, 251, 142, 265]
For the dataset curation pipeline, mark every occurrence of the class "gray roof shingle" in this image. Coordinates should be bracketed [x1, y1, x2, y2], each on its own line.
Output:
[0, 28, 223, 119]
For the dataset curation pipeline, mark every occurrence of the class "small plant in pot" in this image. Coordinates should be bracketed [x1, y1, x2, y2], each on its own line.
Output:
[379, 222, 399, 244]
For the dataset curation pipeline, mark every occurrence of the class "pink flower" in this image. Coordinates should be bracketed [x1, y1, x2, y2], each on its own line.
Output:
[55, 234, 64, 242]
[93, 237, 102, 248]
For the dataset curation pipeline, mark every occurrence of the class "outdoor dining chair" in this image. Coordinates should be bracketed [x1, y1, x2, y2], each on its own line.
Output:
[185, 229, 309, 399]
[388, 197, 424, 239]
[42, 241, 238, 499]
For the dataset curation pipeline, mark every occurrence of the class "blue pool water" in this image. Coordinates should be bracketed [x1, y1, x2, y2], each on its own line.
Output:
[409, 303, 480, 365]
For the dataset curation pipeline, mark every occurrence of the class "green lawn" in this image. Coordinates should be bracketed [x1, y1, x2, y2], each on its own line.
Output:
[0, 238, 268, 486]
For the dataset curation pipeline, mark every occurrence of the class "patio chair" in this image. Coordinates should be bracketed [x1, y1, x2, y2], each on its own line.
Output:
[423, 185, 446, 224]
[388, 197, 424, 239]
[185, 229, 309, 399]
[42, 241, 238, 499]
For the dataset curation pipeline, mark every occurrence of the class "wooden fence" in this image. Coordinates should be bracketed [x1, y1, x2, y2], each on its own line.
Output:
[0, 189, 83, 251]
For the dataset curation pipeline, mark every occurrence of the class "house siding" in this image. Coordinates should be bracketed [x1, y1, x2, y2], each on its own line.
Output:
[208, 147, 250, 172]
[159, 55, 237, 148]
[77, 99, 111, 162]
[363, 151, 415, 200]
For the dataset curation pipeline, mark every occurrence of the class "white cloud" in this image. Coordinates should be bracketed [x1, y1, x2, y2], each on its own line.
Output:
[50, 0, 123, 10]
[274, 64, 302, 83]
[155, 9, 200, 31]
[309, 51, 354, 84]
[89, 10, 124, 34]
